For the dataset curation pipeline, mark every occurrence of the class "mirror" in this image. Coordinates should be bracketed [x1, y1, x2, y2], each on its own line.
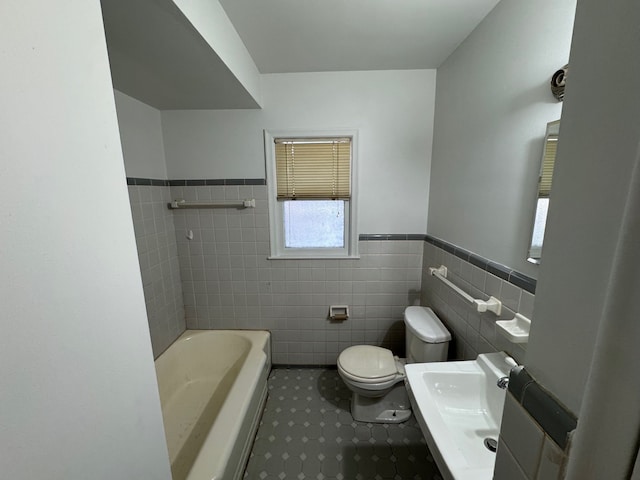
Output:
[527, 120, 560, 264]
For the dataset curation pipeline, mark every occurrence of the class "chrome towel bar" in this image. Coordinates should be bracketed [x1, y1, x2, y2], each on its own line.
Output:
[168, 198, 256, 210]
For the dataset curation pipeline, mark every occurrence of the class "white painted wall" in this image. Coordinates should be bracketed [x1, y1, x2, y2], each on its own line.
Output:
[114, 90, 168, 179]
[173, 0, 262, 106]
[162, 70, 436, 234]
[528, 0, 640, 417]
[0, 2, 171, 479]
[428, 0, 576, 277]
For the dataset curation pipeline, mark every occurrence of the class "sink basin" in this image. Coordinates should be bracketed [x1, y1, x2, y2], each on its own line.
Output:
[405, 352, 516, 480]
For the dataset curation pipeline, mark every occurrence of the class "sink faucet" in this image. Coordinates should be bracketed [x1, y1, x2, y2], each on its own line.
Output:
[497, 376, 509, 389]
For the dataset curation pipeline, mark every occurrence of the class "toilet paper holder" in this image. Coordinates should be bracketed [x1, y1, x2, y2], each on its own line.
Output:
[329, 305, 349, 321]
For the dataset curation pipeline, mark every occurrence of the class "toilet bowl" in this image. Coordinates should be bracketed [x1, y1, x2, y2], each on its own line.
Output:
[337, 306, 451, 423]
[338, 345, 404, 397]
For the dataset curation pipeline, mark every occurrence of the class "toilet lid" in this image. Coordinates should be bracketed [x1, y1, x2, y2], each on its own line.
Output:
[338, 345, 398, 382]
[405, 306, 451, 343]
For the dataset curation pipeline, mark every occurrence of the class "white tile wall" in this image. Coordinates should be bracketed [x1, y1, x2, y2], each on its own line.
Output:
[128, 185, 185, 357]
[127, 184, 533, 366]
[126, 186, 569, 479]
[418, 243, 573, 480]
[500, 394, 545, 478]
[421, 242, 531, 363]
[169, 185, 423, 365]
[494, 441, 529, 480]
[495, 393, 568, 480]
[536, 435, 566, 480]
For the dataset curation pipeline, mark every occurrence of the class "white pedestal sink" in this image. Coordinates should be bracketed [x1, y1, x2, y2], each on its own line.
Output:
[405, 352, 516, 480]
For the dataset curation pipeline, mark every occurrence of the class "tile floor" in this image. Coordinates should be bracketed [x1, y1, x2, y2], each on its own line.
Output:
[243, 368, 443, 480]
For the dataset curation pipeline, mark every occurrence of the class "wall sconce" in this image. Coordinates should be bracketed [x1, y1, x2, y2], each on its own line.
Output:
[551, 64, 568, 101]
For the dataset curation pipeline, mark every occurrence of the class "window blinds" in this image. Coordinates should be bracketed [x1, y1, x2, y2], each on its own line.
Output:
[539, 136, 558, 198]
[274, 138, 351, 200]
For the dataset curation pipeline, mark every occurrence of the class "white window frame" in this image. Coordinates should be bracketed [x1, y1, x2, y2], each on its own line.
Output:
[264, 129, 359, 259]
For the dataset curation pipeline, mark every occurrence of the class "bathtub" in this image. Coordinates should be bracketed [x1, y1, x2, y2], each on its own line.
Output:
[155, 330, 271, 480]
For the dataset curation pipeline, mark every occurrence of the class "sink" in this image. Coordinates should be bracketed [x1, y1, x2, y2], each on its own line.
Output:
[405, 352, 516, 480]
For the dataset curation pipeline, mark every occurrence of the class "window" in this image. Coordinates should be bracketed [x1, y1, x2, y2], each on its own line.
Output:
[264, 130, 358, 259]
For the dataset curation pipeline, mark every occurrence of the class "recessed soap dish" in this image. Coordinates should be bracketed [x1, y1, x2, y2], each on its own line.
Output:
[496, 313, 531, 343]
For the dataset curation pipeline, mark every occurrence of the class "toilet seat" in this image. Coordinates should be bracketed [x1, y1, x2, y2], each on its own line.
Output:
[337, 345, 402, 384]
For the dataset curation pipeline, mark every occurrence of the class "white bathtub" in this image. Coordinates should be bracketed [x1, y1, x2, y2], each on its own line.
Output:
[155, 330, 271, 480]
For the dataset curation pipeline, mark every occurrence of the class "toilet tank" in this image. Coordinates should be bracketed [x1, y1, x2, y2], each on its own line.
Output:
[404, 306, 451, 363]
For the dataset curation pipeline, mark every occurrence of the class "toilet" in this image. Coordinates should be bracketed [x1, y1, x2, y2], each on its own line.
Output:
[337, 306, 451, 423]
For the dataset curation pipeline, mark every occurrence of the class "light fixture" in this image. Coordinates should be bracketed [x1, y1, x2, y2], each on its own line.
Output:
[551, 64, 568, 101]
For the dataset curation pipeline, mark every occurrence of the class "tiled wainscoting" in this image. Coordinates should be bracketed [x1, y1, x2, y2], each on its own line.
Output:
[494, 365, 576, 480]
[169, 183, 423, 365]
[127, 178, 577, 479]
[126, 178, 541, 366]
[421, 238, 536, 364]
[419, 236, 576, 480]
[127, 182, 185, 357]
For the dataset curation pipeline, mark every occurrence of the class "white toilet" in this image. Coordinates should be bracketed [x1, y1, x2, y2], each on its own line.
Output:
[337, 306, 451, 423]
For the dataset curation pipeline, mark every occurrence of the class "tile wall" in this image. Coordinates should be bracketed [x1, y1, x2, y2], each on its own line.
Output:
[493, 363, 576, 480]
[494, 392, 571, 479]
[127, 182, 185, 357]
[126, 179, 540, 368]
[421, 238, 536, 364]
[493, 389, 576, 480]
[419, 237, 576, 479]
[169, 184, 424, 365]
[126, 181, 574, 478]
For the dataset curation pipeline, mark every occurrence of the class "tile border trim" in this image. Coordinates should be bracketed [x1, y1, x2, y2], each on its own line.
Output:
[127, 177, 169, 186]
[359, 234, 427, 241]
[126, 177, 267, 186]
[425, 235, 537, 294]
[508, 366, 577, 450]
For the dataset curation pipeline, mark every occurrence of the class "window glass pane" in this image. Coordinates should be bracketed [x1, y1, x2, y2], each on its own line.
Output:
[283, 200, 345, 248]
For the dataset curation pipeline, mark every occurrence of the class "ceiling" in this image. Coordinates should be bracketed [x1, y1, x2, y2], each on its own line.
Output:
[219, 0, 501, 73]
[101, 0, 500, 109]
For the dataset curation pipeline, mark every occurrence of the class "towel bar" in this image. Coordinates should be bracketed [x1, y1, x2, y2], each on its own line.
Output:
[429, 265, 502, 315]
[168, 198, 256, 210]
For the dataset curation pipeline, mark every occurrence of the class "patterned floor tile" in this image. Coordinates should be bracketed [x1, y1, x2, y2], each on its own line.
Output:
[243, 368, 443, 480]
